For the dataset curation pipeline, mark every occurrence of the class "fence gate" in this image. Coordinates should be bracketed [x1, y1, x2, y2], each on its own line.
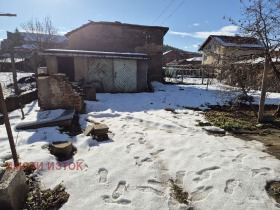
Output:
[113, 59, 137, 92]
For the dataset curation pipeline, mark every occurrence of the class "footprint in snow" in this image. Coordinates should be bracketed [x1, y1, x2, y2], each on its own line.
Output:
[137, 186, 165, 196]
[191, 186, 214, 202]
[196, 166, 220, 176]
[175, 171, 186, 185]
[251, 167, 271, 177]
[248, 195, 258, 201]
[101, 195, 131, 205]
[126, 143, 135, 153]
[98, 168, 108, 183]
[224, 179, 239, 194]
[136, 131, 145, 135]
[232, 153, 246, 163]
[147, 179, 168, 188]
[150, 149, 165, 156]
[193, 166, 220, 183]
[112, 180, 127, 199]
[220, 149, 234, 153]
[259, 156, 271, 160]
[126, 116, 133, 120]
[197, 153, 211, 159]
[122, 124, 128, 129]
[138, 137, 147, 144]
[134, 156, 153, 166]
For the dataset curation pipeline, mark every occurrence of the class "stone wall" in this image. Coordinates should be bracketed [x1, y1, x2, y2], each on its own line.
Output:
[74, 57, 88, 81]
[38, 74, 83, 111]
[66, 22, 168, 82]
[137, 60, 149, 92]
[45, 55, 58, 74]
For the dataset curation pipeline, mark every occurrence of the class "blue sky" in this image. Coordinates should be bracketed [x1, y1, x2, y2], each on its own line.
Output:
[0, 0, 244, 52]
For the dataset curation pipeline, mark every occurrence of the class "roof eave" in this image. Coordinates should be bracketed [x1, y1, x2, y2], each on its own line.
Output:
[41, 49, 149, 60]
[198, 36, 213, 51]
[66, 21, 169, 37]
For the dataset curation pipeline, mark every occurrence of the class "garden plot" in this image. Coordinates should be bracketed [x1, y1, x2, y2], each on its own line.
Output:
[0, 82, 280, 209]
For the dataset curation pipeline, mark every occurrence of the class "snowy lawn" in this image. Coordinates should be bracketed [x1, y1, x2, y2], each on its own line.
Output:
[1, 82, 280, 209]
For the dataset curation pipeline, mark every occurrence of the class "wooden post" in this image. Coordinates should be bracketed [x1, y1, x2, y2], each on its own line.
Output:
[0, 83, 19, 166]
[11, 51, 19, 95]
[201, 67, 204, 84]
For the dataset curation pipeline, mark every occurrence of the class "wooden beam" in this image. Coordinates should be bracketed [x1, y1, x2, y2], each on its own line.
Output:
[0, 83, 19, 166]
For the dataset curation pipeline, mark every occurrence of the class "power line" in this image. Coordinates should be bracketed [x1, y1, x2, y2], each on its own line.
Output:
[152, 0, 176, 25]
[161, 0, 186, 26]
[0, 13, 16, 17]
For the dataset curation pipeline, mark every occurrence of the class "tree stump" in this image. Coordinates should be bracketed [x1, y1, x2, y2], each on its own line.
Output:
[49, 141, 73, 158]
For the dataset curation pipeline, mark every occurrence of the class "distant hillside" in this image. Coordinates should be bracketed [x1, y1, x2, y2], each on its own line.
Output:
[163, 45, 200, 56]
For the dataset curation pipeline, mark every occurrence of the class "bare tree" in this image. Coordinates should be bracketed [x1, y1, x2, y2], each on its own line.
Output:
[230, 0, 280, 122]
[20, 16, 67, 72]
[222, 54, 260, 117]
[0, 29, 24, 95]
[0, 28, 25, 119]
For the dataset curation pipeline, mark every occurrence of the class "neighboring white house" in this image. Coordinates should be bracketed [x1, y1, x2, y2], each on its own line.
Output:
[198, 35, 264, 65]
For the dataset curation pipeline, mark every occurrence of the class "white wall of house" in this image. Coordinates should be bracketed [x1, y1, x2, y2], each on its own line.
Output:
[201, 39, 263, 65]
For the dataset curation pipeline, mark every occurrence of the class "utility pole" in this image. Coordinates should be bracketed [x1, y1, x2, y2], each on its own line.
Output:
[0, 12, 19, 166]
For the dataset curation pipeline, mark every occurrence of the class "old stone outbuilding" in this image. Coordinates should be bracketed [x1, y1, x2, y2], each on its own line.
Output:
[42, 49, 149, 93]
[65, 21, 168, 83]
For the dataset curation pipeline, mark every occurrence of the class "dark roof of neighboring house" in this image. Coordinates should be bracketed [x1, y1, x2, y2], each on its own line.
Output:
[198, 35, 264, 51]
[163, 50, 173, 55]
[66, 21, 169, 37]
[166, 57, 202, 65]
[41, 49, 148, 60]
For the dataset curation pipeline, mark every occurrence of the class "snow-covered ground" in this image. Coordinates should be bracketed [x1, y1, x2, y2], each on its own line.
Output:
[165, 77, 207, 85]
[1, 82, 280, 209]
[0, 72, 34, 97]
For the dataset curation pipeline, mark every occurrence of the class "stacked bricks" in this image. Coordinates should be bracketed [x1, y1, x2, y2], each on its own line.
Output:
[38, 74, 84, 112]
[84, 123, 109, 141]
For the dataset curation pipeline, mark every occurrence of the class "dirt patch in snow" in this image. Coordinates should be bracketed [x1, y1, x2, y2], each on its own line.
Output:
[239, 133, 280, 160]
[202, 104, 280, 160]
[266, 181, 280, 204]
[23, 174, 69, 210]
[59, 112, 82, 136]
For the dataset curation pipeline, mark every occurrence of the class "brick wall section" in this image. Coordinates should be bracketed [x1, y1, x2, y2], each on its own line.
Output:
[38, 74, 83, 112]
